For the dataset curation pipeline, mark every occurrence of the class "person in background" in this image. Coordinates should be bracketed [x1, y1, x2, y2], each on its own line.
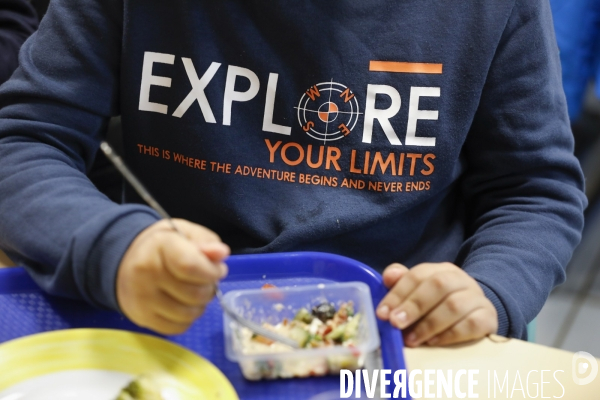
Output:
[0, 0, 38, 84]
[551, 0, 600, 202]
[550, 0, 600, 122]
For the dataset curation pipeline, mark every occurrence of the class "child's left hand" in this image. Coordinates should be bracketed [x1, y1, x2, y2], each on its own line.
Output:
[376, 262, 498, 347]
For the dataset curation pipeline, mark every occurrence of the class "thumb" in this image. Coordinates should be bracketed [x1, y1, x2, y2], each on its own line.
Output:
[382, 263, 409, 288]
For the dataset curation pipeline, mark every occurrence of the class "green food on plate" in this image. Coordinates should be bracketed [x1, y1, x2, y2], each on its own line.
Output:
[115, 375, 163, 400]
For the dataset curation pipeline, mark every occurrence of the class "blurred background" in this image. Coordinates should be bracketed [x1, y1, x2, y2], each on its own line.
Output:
[1, 0, 599, 354]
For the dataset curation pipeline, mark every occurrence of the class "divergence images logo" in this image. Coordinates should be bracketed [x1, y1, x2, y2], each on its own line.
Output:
[296, 81, 361, 142]
[572, 351, 598, 385]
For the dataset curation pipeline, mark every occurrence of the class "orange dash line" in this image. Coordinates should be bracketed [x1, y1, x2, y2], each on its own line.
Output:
[369, 61, 443, 74]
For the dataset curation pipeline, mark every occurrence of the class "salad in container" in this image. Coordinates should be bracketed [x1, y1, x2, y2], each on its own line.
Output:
[222, 282, 381, 380]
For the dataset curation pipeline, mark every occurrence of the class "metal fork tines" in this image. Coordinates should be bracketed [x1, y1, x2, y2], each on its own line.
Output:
[214, 286, 300, 349]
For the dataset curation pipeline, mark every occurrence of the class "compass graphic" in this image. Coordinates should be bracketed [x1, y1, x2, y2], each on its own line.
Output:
[295, 81, 362, 142]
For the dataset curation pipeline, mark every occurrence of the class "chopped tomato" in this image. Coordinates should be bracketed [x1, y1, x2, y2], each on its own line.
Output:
[260, 283, 284, 300]
[348, 344, 361, 357]
[261, 283, 277, 289]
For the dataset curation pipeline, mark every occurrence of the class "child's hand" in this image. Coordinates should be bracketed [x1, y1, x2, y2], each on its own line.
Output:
[116, 219, 229, 335]
[376, 262, 497, 347]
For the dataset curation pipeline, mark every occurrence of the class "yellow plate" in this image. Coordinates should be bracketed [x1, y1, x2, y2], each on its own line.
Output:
[0, 328, 238, 400]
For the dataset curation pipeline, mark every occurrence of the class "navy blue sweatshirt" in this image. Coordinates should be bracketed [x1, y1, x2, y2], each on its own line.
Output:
[0, 0, 38, 84]
[0, 0, 587, 339]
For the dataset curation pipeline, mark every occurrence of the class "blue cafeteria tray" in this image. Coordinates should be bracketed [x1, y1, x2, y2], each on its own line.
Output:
[0, 252, 407, 399]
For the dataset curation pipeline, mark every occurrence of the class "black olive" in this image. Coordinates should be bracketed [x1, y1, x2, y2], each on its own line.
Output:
[312, 302, 336, 322]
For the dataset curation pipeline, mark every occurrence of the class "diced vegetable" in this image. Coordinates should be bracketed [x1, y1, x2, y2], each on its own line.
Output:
[288, 326, 311, 347]
[325, 323, 347, 342]
[239, 300, 364, 381]
[343, 314, 360, 341]
[115, 376, 163, 400]
[340, 302, 355, 318]
[294, 307, 314, 324]
[306, 332, 326, 348]
[346, 303, 355, 317]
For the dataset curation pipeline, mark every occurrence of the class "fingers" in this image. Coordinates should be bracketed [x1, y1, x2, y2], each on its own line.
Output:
[382, 263, 409, 289]
[172, 219, 230, 259]
[159, 276, 216, 307]
[169, 219, 230, 278]
[153, 290, 207, 325]
[388, 270, 470, 329]
[402, 290, 488, 347]
[376, 262, 455, 320]
[141, 313, 197, 336]
[198, 242, 230, 262]
[426, 307, 498, 347]
[375, 261, 498, 348]
[129, 276, 210, 335]
[116, 219, 229, 335]
[159, 232, 226, 284]
[198, 242, 230, 279]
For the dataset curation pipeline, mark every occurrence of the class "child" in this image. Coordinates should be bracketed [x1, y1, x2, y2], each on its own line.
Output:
[0, 0, 586, 346]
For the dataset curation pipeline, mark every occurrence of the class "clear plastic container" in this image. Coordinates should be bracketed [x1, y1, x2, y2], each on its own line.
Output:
[222, 282, 381, 380]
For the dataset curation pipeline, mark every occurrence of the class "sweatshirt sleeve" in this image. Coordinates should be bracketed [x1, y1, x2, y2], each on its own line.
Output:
[0, 0, 160, 311]
[457, 0, 587, 339]
[0, 0, 39, 84]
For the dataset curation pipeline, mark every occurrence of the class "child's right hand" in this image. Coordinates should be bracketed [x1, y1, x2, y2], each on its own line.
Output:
[116, 219, 229, 335]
